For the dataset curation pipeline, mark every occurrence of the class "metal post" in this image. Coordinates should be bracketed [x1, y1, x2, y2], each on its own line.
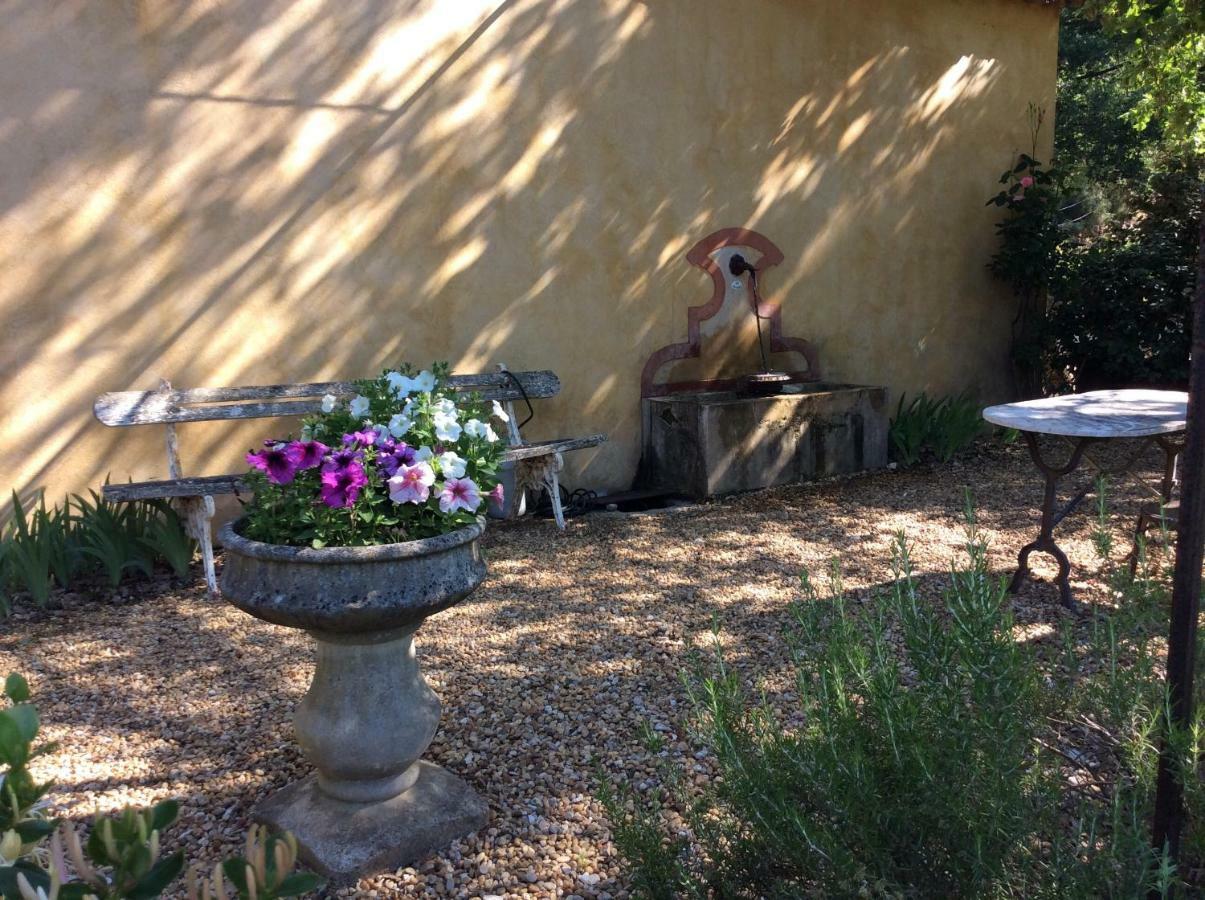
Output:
[1151, 206, 1205, 870]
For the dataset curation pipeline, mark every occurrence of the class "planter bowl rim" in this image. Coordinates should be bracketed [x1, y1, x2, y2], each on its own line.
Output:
[218, 518, 485, 564]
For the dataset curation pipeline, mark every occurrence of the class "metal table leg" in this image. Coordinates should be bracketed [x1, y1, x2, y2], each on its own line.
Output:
[1155, 435, 1184, 500]
[1009, 432, 1095, 610]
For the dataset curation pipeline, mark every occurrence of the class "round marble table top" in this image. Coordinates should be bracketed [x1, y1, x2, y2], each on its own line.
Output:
[982, 389, 1188, 439]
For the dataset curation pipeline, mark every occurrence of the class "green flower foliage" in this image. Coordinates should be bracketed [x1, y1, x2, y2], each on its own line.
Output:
[987, 151, 1066, 299]
[987, 8, 1203, 396]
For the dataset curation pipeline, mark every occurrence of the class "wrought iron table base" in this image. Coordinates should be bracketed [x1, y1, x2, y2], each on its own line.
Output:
[1008, 433, 1092, 610]
[1008, 432, 1181, 611]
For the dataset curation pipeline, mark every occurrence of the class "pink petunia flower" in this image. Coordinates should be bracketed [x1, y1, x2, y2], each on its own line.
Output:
[488, 482, 504, 506]
[388, 462, 436, 505]
[1020, 175, 1035, 189]
[439, 477, 482, 514]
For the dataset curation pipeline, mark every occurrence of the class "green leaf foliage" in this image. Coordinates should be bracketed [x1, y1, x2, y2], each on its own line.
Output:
[0, 678, 323, 899]
[1079, 0, 1205, 154]
[0, 487, 197, 614]
[889, 392, 981, 466]
[3, 675, 29, 705]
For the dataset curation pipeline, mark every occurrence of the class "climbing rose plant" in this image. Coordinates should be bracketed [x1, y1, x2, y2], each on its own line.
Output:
[239, 363, 505, 547]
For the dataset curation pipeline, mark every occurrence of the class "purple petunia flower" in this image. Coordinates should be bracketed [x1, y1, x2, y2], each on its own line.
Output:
[377, 454, 401, 478]
[376, 441, 418, 477]
[247, 446, 299, 485]
[343, 429, 378, 447]
[324, 447, 363, 471]
[319, 461, 368, 508]
[287, 440, 328, 470]
[398, 442, 418, 464]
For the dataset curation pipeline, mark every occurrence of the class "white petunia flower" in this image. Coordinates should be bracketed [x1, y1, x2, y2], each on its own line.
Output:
[437, 451, 467, 479]
[385, 371, 412, 396]
[433, 413, 462, 443]
[412, 370, 436, 393]
[388, 413, 413, 438]
[415, 445, 434, 462]
[464, 418, 498, 443]
[373, 423, 392, 443]
[321, 394, 338, 413]
[432, 398, 458, 420]
[349, 395, 371, 417]
[491, 400, 510, 423]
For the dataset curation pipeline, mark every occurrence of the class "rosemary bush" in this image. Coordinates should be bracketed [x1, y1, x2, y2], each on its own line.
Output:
[603, 506, 1203, 897]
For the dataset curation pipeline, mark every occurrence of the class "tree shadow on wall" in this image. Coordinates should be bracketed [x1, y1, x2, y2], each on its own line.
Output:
[0, 0, 1040, 505]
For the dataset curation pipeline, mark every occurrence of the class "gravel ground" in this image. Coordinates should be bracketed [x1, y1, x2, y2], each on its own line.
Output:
[0, 437, 1176, 898]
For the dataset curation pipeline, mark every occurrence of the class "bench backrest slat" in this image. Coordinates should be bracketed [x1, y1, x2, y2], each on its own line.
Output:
[94, 370, 561, 427]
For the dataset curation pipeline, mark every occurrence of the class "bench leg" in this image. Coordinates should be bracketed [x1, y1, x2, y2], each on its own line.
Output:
[182, 496, 218, 597]
[544, 452, 566, 530]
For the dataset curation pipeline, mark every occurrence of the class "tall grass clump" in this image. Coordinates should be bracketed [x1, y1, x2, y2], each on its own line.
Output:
[603, 503, 1203, 897]
[889, 392, 982, 465]
[0, 487, 196, 612]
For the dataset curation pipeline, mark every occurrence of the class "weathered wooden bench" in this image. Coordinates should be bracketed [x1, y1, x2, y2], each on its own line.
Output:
[93, 366, 606, 595]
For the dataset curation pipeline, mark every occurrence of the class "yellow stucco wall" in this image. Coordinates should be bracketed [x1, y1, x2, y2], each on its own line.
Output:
[0, 0, 1058, 503]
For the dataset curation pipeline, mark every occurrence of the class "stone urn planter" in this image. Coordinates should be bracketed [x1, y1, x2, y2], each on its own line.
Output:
[217, 519, 489, 879]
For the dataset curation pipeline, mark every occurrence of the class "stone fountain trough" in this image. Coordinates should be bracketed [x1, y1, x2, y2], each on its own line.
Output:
[641, 382, 887, 500]
[638, 229, 888, 500]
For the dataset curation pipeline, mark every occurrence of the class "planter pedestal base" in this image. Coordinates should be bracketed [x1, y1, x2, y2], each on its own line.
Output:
[255, 761, 488, 879]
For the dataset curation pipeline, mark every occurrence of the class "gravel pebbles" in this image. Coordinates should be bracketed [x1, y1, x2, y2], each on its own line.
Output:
[0, 438, 1173, 898]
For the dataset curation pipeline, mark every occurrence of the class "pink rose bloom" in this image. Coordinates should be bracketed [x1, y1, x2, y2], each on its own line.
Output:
[1020, 175, 1035, 189]
[388, 462, 435, 505]
[439, 477, 482, 514]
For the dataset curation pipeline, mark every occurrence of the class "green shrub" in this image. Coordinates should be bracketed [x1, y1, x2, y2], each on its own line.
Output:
[888, 394, 938, 465]
[889, 392, 982, 465]
[980, 11, 1202, 397]
[603, 512, 1202, 897]
[137, 504, 196, 581]
[1048, 209, 1195, 390]
[4, 494, 71, 608]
